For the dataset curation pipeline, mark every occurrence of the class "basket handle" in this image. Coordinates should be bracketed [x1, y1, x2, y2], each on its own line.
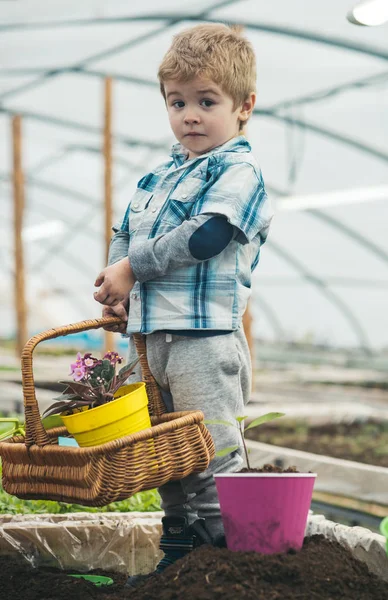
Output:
[132, 333, 166, 418]
[21, 317, 165, 447]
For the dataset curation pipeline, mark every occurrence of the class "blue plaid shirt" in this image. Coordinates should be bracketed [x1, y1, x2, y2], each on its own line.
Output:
[109, 136, 273, 334]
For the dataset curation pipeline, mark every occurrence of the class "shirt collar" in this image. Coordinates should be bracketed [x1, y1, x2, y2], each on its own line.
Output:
[170, 135, 252, 167]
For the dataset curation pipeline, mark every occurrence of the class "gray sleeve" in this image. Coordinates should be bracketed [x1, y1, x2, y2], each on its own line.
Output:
[107, 228, 130, 266]
[129, 214, 233, 283]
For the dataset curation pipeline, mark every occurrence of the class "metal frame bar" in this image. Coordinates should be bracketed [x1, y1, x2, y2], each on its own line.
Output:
[251, 294, 286, 339]
[0, 1, 243, 102]
[0, 14, 387, 60]
[308, 209, 388, 267]
[1, 66, 386, 113]
[264, 70, 388, 112]
[255, 277, 388, 289]
[1, 262, 92, 317]
[0, 22, 175, 102]
[0, 6, 386, 349]
[266, 240, 372, 353]
[0, 172, 99, 207]
[0, 106, 171, 151]
[267, 185, 388, 269]
[256, 109, 388, 164]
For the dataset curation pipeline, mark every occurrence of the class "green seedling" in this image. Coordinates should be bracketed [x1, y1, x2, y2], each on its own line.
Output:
[69, 574, 113, 586]
[205, 412, 285, 470]
[0, 415, 66, 443]
[0, 418, 25, 441]
[380, 516, 388, 557]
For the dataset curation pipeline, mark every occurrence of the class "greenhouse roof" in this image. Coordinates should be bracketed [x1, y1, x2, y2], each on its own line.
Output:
[0, 0, 387, 350]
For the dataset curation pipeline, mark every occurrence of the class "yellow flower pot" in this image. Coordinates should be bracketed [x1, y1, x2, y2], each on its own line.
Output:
[61, 382, 151, 447]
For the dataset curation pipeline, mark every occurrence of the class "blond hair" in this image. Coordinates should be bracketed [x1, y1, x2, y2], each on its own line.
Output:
[158, 23, 256, 110]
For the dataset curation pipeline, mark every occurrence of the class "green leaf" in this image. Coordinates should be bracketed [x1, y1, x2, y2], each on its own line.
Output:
[92, 364, 103, 377]
[245, 412, 285, 431]
[216, 445, 239, 457]
[204, 419, 237, 428]
[236, 416, 248, 423]
[42, 402, 71, 418]
[51, 394, 79, 402]
[0, 418, 22, 437]
[58, 380, 92, 395]
[0, 426, 19, 441]
[101, 363, 114, 381]
[41, 415, 63, 430]
[42, 398, 92, 418]
[118, 356, 141, 380]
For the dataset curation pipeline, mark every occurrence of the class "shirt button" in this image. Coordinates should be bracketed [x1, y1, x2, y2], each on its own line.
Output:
[152, 208, 157, 213]
[133, 203, 139, 208]
[181, 194, 188, 199]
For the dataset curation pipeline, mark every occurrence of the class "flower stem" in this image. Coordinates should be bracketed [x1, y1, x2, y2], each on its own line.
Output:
[239, 421, 250, 470]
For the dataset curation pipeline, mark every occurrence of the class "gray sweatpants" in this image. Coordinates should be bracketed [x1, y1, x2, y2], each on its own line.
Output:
[127, 328, 251, 540]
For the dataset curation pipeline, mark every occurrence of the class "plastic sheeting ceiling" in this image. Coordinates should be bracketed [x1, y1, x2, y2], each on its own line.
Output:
[0, 1, 387, 351]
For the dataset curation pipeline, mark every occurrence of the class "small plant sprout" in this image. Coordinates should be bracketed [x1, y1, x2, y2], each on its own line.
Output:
[205, 412, 285, 470]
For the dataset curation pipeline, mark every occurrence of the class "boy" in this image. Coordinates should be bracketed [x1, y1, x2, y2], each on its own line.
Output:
[94, 23, 273, 586]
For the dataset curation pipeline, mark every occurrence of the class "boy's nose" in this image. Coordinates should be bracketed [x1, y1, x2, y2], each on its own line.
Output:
[184, 110, 200, 124]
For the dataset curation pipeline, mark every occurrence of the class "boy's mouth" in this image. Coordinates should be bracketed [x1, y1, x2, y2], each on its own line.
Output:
[185, 132, 205, 137]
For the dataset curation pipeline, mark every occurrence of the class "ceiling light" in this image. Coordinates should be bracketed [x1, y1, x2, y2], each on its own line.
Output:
[276, 185, 388, 211]
[23, 220, 66, 242]
[347, 0, 388, 26]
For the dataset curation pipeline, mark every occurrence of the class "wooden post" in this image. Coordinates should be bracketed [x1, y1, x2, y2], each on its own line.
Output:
[103, 77, 115, 354]
[12, 115, 28, 357]
[243, 301, 254, 389]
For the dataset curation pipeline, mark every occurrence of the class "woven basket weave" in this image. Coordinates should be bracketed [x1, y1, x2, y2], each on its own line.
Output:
[0, 317, 215, 507]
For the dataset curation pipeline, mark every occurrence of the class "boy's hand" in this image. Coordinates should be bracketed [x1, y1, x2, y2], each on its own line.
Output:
[102, 302, 128, 333]
[94, 258, 135, 306]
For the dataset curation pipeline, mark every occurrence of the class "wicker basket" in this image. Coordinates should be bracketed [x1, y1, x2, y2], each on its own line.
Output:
[0, 317, 215, 507]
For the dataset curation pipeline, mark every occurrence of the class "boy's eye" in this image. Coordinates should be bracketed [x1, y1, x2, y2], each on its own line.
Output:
[172, 100, 185, 108]
[201, 99, 214, 107]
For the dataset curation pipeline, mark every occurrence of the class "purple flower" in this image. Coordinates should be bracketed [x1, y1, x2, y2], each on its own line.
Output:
[69, 360, 82, 375]
[69, 352, 83, 370]
[103, 351, 123, 366]
[72, 366, 86, 382]
[43, 351, 140, 418]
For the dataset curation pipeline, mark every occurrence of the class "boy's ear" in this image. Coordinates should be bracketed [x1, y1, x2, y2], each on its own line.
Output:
[238, 92, 256, 124]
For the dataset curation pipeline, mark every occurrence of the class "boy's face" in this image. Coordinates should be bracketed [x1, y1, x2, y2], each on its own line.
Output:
[164, 76, 255, 159]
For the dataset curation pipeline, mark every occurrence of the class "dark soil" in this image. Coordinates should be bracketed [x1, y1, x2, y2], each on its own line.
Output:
[2, 535, 387, 600]
[239, 464, 299, 473]
[245, 419, 388, 467]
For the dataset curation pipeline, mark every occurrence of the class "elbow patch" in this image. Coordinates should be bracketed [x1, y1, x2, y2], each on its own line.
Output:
[189, 216, 234, 260]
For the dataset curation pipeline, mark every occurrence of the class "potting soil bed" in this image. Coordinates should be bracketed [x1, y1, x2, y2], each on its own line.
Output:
[245, 419, 388, 467]
[2, 535, 387, 600]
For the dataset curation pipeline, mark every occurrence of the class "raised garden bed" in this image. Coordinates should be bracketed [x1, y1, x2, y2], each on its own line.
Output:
[245, 439, 388, 506]
[1, 534, 387, 599]
[1, 511, 387, 596]
[245, 419, 388, 467]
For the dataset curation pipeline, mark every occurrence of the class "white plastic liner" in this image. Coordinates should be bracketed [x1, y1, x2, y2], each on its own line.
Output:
[0, 511, 387, 582]
[0, 512, 163, 574]
[246, 439, 388, 505]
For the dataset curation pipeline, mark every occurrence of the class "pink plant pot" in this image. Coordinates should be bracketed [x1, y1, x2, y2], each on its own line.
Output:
[214, 473, 317, 554]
